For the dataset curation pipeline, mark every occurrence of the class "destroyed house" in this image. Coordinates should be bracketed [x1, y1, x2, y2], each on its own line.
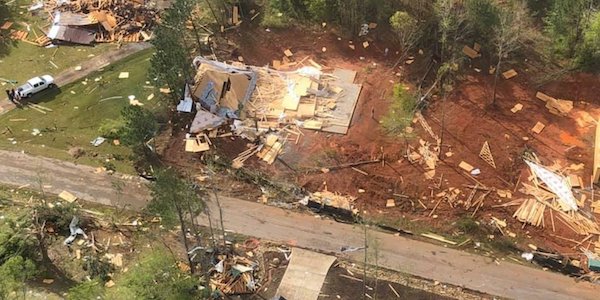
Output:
[191, 57, 257, 119]
[187, 56, 362, 135]
[48, 12, 96, 45]
[43, 0, 157, 45]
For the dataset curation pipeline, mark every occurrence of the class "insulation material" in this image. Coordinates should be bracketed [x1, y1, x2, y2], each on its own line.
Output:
[525, 161, 578, 211]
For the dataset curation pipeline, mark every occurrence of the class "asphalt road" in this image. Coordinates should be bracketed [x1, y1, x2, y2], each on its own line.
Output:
[1, 149, 599, 299]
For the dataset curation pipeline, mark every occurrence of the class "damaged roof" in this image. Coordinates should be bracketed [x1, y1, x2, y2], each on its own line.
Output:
[191, 57, 257, 119]
[47, 25, 96, 45]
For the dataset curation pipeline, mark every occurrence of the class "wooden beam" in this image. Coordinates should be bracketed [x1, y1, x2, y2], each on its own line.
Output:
[594, 119, 600, 182]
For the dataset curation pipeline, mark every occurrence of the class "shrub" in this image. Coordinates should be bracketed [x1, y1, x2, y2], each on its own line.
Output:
[381, 84, 417, 134]
[98, 118, 124, 140]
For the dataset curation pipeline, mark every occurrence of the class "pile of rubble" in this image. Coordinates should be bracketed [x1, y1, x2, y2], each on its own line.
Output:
[210, 254, 260, 295]
[181, 55, 362, 169]
[30, 0, 159, 46]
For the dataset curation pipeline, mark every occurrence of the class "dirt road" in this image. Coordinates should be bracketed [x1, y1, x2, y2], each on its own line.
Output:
[0, 150, 598, 299]
[0, 42, 152, 115]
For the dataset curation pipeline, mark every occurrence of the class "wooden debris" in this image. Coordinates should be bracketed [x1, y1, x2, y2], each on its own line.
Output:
[459, 161, 474, 172]
[531, 122, 545, 134]
[462, 45, 480, 59]
[536, 92, 554, 102]
[58, 191, 77, 203]
[414, 111, 439, 143]
[386, 199, 395, 208]
[595, 119, 600, 183]
[185, 134, 210, 152]
[0, 21, 13, 30]
[421, 233, 457, 245]
[502, 69, 517, 79]
[479, 141, 496, 169]
[351, 167, 368, 176]
[284, 49, 293, 57]
[511, 103, 523, 113]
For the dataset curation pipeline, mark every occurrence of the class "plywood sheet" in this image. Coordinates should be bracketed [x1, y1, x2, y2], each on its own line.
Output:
[276, 248, 336, 300]
[282, 93, 300, 110]
[531, 122, 546, 134]
[332, 68, 357, 83]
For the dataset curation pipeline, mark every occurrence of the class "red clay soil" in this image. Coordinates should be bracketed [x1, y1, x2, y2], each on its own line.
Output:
[164, 23, 600, 257]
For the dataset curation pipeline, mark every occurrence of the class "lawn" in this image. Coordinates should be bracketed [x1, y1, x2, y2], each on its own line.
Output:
[0, 0, 116, 84]
[0, 48, 166, 174]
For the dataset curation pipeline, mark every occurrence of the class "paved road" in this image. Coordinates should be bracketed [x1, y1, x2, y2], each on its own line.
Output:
[0, 150, 150, 209]
[0, 42, 152, 115]
[1, 150, 599, 299]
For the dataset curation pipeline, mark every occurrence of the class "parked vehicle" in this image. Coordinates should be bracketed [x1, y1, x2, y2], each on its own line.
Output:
[16, 75, 55, 98]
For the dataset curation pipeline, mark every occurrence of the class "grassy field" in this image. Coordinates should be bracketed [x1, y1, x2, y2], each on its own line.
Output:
[0, 0, 116, 84]
[0, 48, 166, 174]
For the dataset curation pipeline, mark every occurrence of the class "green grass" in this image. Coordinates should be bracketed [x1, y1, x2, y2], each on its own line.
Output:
[0, 0, 114, 83]
[0, 48, 165, 173]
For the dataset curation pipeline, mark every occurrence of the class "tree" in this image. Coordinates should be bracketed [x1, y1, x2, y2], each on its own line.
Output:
[390, 11, 421, 65]
[150, 0, 197, 103]
[336, 0, 366, 36]
[577, 10, 600, 69]
[491, 1, 529, 105]
[0, 256, 37, 299]
[434, 0, 466, 157]
[148, 168, 205, 275]
[544, 0, 593, 57]
[0, 1, 16, 58]
[465, 0, 499, 47]
[120, 106, 158, 149]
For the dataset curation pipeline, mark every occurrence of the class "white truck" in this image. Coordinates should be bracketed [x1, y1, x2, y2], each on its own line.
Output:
[16, 75, 55, 98]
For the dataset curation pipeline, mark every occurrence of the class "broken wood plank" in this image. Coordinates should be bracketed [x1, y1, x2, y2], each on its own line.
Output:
[462, 45, 480, 59]
[536, 91, 555, 103]
[459, 161, 474, 172]
[502, 69, 517, 79]
[421, 233, 457, 245]
[351, 167, 368, 176]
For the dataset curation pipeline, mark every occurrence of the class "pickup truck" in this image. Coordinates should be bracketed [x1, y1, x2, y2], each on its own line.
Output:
[16, 75, 55, 98]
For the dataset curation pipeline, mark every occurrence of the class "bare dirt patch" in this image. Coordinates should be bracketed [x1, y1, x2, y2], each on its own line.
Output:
[161, 23, 600, 257]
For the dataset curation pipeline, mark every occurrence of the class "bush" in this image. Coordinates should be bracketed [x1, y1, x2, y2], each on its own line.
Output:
[83, 255, 114, 282]
[98, 118, 124, 140]
[107, 249, 201, 300]
[381, 84, 417, 134]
